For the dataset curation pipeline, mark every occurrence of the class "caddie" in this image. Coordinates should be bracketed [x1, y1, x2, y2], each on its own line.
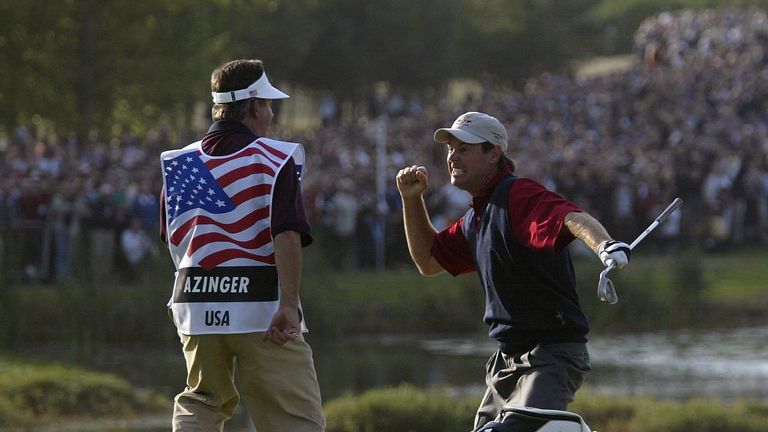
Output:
[159, 59, 325, 432]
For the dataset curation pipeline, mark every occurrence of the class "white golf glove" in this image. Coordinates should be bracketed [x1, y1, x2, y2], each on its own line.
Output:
[598, 240, 630, 268]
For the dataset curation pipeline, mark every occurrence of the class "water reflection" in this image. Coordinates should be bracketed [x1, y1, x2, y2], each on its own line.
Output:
[311, 325, 768, 402]
[586, 326, 768, 400]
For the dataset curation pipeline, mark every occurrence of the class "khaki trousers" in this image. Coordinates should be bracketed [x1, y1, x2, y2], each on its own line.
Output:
[173, 332, 325, 432]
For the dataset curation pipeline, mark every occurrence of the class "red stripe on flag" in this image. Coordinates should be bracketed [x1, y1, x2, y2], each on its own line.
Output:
[205, 147, 281, 170]
[170, 206, 270, 246]
[187, 227, 272, 257]
[256, 139, 290, 159]
[199, 249, 276, 271]
[231, 184, 271, 206]
[217, 164, 276, 188]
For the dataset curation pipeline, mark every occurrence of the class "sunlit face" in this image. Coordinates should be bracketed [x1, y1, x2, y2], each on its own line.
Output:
[445, 136, 501, 196]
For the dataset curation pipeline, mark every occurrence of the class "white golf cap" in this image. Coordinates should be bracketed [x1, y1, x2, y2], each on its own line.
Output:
[434, 112, 508, 152]
[211, 71, 289, 103]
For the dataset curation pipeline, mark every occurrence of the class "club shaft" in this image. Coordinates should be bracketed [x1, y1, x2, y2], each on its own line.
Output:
[598, 197, 683, 304]
[628, 198, 683, 250]
[629, 221, 659, 249]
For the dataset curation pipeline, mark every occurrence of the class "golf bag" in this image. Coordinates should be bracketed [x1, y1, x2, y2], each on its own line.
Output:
[473, 406, 591, 432]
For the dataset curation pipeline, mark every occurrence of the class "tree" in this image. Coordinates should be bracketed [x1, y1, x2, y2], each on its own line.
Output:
[293, 0, 464, 106]
[458, 0, 605, 86]
[0, 0, 81, 131]
[5, 0, 760, 137]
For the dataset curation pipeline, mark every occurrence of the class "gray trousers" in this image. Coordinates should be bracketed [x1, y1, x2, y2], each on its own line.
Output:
[473, 342, 591, 430]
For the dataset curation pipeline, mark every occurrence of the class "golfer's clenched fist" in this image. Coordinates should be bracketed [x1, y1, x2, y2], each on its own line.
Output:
[396, 165, 429, 199]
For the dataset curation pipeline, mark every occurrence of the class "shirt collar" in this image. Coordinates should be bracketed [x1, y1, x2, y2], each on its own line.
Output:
[470, 166, 513, 209]
[208, 120, 256, 137]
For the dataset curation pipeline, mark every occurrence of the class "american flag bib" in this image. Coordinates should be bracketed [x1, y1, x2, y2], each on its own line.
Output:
[161, 138, 305, 335]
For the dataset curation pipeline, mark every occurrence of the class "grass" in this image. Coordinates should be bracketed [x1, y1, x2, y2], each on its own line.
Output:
[0, 356, 168, 428]
[601, 247, 768, 303]
[304, 269, 486, 335]
[2, 358, 767, 431]
[578, 248, 768, 329]
[700, 249, 768, 301]
[571, 391, 768, 432]
[323, 385, 768, 432]
[306, 247, 768, 335]
[324, 384, 479, 432]
[2, 247, 766, 347]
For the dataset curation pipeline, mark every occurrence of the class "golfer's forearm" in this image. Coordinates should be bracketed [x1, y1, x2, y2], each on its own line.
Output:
[564, 211, 612, 253]
[273, 230, 301, 308]
[402, 196, 441, 275]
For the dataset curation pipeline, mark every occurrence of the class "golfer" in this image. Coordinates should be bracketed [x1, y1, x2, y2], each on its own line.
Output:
[395, 112, 630, 430]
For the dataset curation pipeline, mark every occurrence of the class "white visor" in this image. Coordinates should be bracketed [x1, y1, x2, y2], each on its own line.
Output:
[211, 72, 289, 103]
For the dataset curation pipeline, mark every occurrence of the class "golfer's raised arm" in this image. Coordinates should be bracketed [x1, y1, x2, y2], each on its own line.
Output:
[396, 165, 445, 276]
[564, 211, 630, 268]
[564, 211, 611, 252]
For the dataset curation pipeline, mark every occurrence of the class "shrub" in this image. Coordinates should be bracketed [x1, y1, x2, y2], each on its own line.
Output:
[626, 398, 768, 432]
[324, 384, 478, 432]
[0, 396, 26, 428]
[323, 387, 768, 432]
[1, 249, 766, 346]
[0, 357, 167, 426]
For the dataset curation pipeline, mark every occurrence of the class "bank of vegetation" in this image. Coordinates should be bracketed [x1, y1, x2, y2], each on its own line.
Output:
[323, 385, 768, 432]
[0, 356, 167, 429]
[2, 247, 766, 349]
[3, 368, 768, 432]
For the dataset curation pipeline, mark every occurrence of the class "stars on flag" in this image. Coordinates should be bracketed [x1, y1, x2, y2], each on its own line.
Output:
[162, 151, 235, 223]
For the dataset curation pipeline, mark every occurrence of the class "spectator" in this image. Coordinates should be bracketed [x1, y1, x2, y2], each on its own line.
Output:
[132, 179, 161, 237]
[327, 179, 359, 270]
[120, 216, 154, 281]
[86, 182, 120, 283]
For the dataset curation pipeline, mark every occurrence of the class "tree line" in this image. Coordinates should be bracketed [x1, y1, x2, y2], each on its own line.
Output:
[2, 0, 767, 139]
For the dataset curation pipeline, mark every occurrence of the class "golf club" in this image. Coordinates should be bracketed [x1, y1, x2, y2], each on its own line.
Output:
[598, 197, 684, 304]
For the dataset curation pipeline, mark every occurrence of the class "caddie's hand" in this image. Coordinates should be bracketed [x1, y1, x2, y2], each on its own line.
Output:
[264, 305, 301, 345]
[396, 165, 429, 199]
[598, 240, 630, 268]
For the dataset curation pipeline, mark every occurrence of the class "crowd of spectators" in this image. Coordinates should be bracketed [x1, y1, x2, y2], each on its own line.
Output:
[2, 8, 768, 282]
[298, 8, 768, 266]
[0, 127, 169, 283]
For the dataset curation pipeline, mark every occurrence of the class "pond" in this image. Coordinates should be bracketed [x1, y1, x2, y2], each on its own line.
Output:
[10, 325, 768, 431]
[311, 325, 768, 402]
